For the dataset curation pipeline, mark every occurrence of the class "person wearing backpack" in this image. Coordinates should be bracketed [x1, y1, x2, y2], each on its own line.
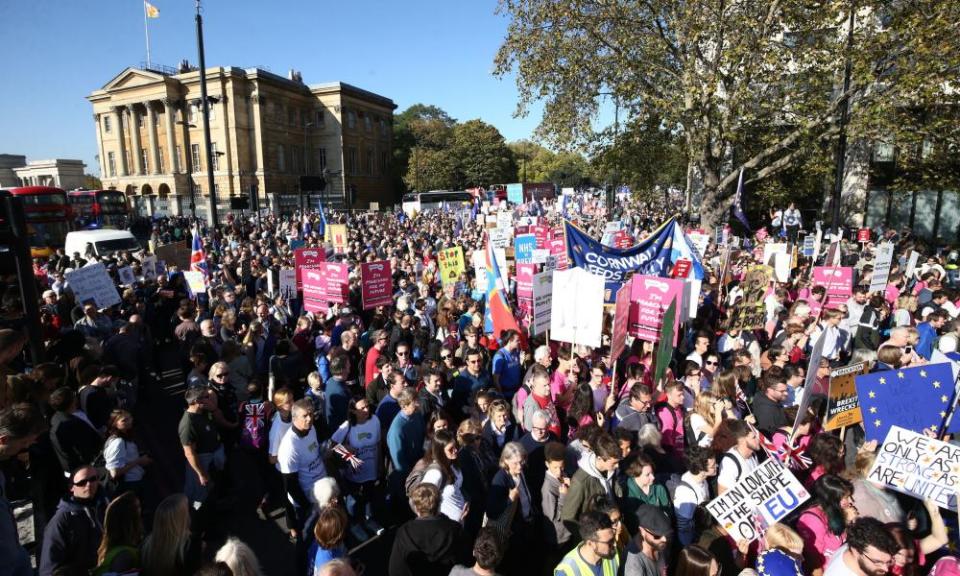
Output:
[671, 446, 717, 547]
[655, 381, 686, 462]
[716, 420, 760, 494]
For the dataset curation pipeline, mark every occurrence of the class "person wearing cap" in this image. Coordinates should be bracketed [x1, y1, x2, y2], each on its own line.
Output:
[553, 509, 619, 576]
[621, 504, 671, 576]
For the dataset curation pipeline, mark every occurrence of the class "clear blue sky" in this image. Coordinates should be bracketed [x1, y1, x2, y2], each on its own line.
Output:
[0, 0, 548, 177]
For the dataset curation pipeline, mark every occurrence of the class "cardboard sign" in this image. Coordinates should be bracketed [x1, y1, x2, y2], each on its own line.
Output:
[472, 249, 487, 292]
[705, 458, 810, 545]
[438, 247, 465, 286]
[614, 230, 634, 249]
[183, 271, 207, 298]
[360, 260, 394, 309]
[763, 243, 788, 266]
[496, 211, 513, 231]
[154, 240, 191, 271]
[321, 262, 349, 304]
[514, 234, 537, 264]
[723, 266, 773, 330]
[328, 224, 348, 254]
[295, 247, 326, 290]
[550, 268, 605, 348]
[302, 269, 326, 313]
[531, 248, 550, 264]
[869, 242, 895, 294]
[117, 266, 136, 286]
[65, 263, 122, 309]
[868, 426, 960, 511]
[516, 263, 536, 328]
[279, 268, 297, 300]
[812, 267, 854, 307]
[628, 275, 683, 345]
[611, 283, 631, 361]
[671, 259, 692, 279]
[687, 232, 710, 260]
[802, 235, 816, 257]
[857, 228, 871, 243]
[531, 271, 553, 337]
[825, 363, 867, 431]
[489, 228, 512, 249]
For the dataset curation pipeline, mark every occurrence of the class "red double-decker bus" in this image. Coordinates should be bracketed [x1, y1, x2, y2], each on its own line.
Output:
[5, 186, 71, 257]
[67, 189, 129, 229]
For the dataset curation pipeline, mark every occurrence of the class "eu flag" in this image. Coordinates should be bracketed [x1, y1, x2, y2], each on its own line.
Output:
[856, 363, 956, 443]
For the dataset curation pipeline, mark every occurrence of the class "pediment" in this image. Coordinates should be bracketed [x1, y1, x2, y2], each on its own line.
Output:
[102, 67, 168, 91]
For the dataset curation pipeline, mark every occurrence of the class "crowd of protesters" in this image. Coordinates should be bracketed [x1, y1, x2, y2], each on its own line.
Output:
[1, 189, 960, 576]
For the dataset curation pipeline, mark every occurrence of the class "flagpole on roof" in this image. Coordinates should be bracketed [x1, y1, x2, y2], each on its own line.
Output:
[143, 1, 152, 68]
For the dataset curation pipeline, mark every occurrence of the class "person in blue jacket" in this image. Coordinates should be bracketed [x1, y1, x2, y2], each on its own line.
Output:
[324, 355, 350, 434]
[387, 388, 426, 505]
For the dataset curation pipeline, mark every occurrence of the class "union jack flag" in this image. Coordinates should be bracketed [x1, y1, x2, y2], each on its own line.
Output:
[190, 226, 208, 276]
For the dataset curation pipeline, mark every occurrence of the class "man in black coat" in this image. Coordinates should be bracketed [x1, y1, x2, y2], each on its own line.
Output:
[39, 465, 106, 576]
[389, 483, 465, 576]
[48, 387, 103, 477]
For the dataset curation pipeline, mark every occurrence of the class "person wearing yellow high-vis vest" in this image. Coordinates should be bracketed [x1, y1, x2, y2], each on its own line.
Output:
[554, 510, 620, 576]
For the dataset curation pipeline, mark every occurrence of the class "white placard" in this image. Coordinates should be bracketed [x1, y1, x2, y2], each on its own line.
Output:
[65, 263, 121, 309]
[531, 249, 550, 264]
[489, 227, 512, 249]
[267, 270, 276, 296]
[906, 250, 920, 278]
[763, 243, 788, 267]
[681, 279, 703, 320]
[773, 252, 792, 283]
[279, 268, 297, 300]
[869, 242, 895, 293]
[183, 271, 207, 298]
[688, 232, 710, 260]
[531, 271, 553, 336]
[117, 266, 136, 286]
[496, 211, 513, 230]
[472, 250, 487, 292]
[868, 425, 960, 511]
[705, 458, 810, 545]
[549, 268, 604, 348]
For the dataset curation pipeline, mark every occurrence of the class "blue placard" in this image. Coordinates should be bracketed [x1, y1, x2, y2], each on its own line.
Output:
[514, 234, 536, 263]
[802, 235, 815, 257]
[507, 183, 523, 204]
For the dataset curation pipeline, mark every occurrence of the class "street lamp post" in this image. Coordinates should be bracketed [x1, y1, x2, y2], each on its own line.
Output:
[195, 0, 218, 228]
[177, 120, 198, 221]
[302, 121, 313, 212]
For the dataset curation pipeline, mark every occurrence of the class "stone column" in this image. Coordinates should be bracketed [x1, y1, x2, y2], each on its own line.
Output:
[93, 113, 106, 176]
[112, 106, 129, 176]
[146, 101, 161, 175]
[163, 98, 178, 174]
[129, 106, 144, 175]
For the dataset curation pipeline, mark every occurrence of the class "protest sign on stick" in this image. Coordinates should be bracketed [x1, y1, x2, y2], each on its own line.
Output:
[722, 266, 772, 331]
[531, 271, 553, 337]
[295, 247, 326, 290]
[360, 261, 394, 309]
[705, 458, 810, 545]
[868, 425, 960, 511]
[824, 363, 867, 431]
[628, 275, 683, 345]
[438, 247, 465, 286]
[549, 268, 604, 348]
[65, 263, 122, 309]
[869, 243, 895, 294]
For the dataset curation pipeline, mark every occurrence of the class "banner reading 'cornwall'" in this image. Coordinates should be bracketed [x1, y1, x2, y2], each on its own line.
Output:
[564, 218, 704, 301]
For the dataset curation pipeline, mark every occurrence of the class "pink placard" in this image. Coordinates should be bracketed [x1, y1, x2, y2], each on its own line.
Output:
[295, 247, 326, 290]
[812, 266, 854, 308]
[302, 269, 327, 313]
[360, 260, 394, 309]
[531, 225, 549, 249]
[548, 238, 569, 270]
[322, 262, 349, 304]
[611, 283, 631, 361]
[628, 275, 683, 344]
[515, 263, 536, 327]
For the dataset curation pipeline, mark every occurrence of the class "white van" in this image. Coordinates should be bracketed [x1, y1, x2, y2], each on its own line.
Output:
[64, 229, 141, 258]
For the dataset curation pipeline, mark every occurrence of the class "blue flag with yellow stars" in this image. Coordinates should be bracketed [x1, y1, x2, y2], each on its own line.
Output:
[856, 363, 956, 443]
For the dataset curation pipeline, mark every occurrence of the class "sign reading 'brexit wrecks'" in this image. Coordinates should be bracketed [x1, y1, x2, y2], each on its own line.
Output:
[705, 459, 810, 545]
[825, 363, 867, 431]
[869, 426, 960, 511]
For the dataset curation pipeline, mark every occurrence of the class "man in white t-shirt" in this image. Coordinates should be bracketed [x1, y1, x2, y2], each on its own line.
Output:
[277, 399, 327, 520]
[717, 420, 760, 494]
[823, 517, 898, 576]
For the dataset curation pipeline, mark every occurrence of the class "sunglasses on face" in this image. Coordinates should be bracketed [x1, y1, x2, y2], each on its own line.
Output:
[73, 475, 100, 487]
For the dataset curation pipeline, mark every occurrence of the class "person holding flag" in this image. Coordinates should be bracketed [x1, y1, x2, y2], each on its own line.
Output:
[190, 224, 208, 277]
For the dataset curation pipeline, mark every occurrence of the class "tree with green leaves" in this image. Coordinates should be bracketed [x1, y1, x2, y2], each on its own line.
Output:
[450, 120, 517, 189]
[393, 104, 457, 194]
[495, 1, 960, 228]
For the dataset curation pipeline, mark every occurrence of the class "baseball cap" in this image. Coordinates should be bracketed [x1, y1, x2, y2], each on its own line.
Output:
[634, 504, 672, 537]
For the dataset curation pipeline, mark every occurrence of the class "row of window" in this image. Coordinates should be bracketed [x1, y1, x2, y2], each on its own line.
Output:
[101, 103, 216, 135]
[343, 147, 391, 177]
[106, 142, 219, 177]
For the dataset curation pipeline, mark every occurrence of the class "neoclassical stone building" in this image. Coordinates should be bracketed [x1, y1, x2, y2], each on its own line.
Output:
[87, 64, 396, 218]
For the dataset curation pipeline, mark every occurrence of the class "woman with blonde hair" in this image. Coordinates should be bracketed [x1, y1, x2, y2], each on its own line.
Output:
[214, 537, 263, 576]
[94, 491, 143, 576]
[894, 294, 918, 327]
[141, 493, 200, 576]
[688, 390, 726, 447]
